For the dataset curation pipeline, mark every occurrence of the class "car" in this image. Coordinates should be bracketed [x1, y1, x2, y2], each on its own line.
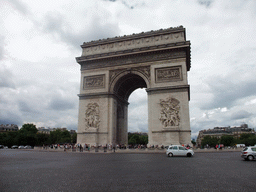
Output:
[18, 145, 25, 149]
[11, 145, 18, 149]
[166, 145, 194, 157]
[24, 145, 32, 149]
[0, 145, 4, 149]
[4, 146, 8, 149]
[241, 146, 256, 161]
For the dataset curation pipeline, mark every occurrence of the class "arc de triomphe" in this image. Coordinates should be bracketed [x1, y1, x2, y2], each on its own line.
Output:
[76, 26, 191, 146]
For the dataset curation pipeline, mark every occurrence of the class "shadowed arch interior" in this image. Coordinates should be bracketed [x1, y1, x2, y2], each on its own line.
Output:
[113, 73, 147, 101]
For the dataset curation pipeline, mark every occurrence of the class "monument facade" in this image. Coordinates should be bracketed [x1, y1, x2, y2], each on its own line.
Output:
[76, 26, 191, 146]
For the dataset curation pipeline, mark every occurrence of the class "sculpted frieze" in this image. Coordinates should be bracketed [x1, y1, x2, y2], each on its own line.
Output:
[109, 66, 150, 83]
[81, 50, 186, 70]
[159, 97, 180, 128]
[83, 75, 105, 89]
[81, 26, 185, 57]
[155, 66, 182, 83]
[85, 103, 100, 130]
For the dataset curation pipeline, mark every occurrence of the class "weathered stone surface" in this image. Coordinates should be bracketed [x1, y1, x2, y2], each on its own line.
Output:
[76, 26, 191, 146]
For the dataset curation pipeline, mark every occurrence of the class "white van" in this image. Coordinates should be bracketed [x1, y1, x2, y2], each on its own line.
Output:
[236, 144, 245, 148]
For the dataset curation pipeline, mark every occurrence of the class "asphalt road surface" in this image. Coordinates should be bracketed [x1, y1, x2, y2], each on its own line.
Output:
[0, 150, 255, 192]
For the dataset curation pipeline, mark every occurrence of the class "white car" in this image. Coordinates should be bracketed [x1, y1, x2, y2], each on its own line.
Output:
[166, 145, 194, 157]
[241, 146, 256, 161]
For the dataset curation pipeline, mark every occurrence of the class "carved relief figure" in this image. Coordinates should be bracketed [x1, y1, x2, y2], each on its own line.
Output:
[84, 75, 105, 89]
[159, 97, 180, 127]
[85, 103, 100, 129]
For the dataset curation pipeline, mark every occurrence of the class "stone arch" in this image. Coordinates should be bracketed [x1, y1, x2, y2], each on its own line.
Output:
[109, 70, 150, 101]
[76, 26, 192, 147]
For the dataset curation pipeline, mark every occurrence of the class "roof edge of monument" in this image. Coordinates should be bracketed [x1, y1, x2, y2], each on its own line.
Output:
[81, 26, 185, 47]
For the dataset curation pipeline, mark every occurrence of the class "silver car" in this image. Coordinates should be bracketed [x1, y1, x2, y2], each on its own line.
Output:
[166, 145, 194, 157]
[241, 146, 256, 161]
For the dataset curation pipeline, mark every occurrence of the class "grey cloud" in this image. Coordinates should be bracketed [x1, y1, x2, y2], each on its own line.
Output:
[104, 0, 143, 9]
[230, 110, 253, 120]
[200, 76, 256, 110]
[0, 110, 22, 127]
[48, 98, 75, 111]
[137, 123, 148, 132]
[8, 0, 30, 15]
[0, 67, 15, 88]
[42, 13, 120, 50]
[0, 36, 4, 61]
[198, 0, 214, 7]
[65, 123, 77, 130]
[18, 100, 37, 113]
[191, 119, 218, 133]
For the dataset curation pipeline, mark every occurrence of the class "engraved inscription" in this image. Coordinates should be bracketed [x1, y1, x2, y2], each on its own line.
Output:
[155, 66, 182, 83]
[84, 75, 105, 89]
[159, 97, 180, 128]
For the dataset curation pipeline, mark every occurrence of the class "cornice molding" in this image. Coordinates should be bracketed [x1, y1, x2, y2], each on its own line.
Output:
[77, 41, 190, 61]
[79, 48, 190, 71]
[81, 26, 185, 47]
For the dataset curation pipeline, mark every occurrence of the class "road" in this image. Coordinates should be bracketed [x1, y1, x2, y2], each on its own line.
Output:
[0, 150, 255, 192]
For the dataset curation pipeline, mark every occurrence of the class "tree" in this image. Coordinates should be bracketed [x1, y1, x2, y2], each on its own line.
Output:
[36, 133, 50, 146]
[71, 133, 77, 144]
[191, 139, 196, 146]
[128, 133, 148, 145]
[19, 123, 38, 134]
[201, 136, 219, 148]
[18, 123, 38, 146]
[238, 133, 256, 146]
[220, 135, 234, 146]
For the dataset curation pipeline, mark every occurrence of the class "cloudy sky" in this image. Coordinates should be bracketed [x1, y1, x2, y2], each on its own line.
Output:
[1, 0, 256, 138]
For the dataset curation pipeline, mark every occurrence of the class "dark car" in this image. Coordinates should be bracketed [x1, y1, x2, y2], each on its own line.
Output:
[11, 145, 18, 149]
[0, 145, 4, 149]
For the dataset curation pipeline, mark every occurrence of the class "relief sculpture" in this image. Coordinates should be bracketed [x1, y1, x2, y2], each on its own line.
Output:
[159, 97, 180, 128]
[84, 75, 105, 89]
[85, 103, 100, 129]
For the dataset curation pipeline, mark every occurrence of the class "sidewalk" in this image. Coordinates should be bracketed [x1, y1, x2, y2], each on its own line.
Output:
[33, 147, 243, 154]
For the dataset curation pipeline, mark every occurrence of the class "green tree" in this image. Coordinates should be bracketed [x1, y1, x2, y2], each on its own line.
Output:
[19, 123, 38, 134]
[49, 129, 62, 144]
[59, 130, 71, 143]
[201, 136, 219, 148]
[71, 133, 77, 144]
[128, 133, 148, 145]
[220, 135, 234, 146]
[238, 133, 256, 146]
[18, 123, 38, 146]
[139, 135, 148, 145]
[191, 139, 196, 146]
[36, 133, 50, 146]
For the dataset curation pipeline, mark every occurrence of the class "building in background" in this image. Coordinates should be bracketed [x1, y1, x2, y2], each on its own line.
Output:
[0, 124, 19, 132]
[37, 127, 51, 134]
[37, 127, 76, 134]
[196, 124, 255, 146]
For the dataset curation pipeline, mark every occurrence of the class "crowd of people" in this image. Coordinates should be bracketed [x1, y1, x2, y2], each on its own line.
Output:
[42, 143, 192, 152]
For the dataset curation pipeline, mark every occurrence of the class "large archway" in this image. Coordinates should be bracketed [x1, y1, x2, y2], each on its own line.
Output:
[128, 88, 148, 133]
[111, 72, 148, 145]
[76, 26, 192, 146]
